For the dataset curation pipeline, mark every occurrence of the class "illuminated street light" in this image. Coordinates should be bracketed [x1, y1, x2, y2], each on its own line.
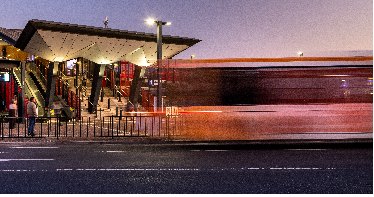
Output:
[148, 19, 171, 112]
[191, 55, 195, 59]
[298, 51, 303, 57]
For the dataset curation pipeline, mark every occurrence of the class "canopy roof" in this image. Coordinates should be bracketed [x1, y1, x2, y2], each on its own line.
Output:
[13, 19, 201, 65]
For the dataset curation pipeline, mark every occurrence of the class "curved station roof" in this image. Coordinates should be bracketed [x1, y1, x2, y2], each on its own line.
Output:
[7, 19, 200, 65]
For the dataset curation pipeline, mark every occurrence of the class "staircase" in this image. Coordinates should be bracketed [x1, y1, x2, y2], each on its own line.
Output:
[61, 76, 133, 119]
[13, 68, 45, 116]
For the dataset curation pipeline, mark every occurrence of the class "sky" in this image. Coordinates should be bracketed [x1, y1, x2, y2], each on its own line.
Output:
[0, 0, 372, 59]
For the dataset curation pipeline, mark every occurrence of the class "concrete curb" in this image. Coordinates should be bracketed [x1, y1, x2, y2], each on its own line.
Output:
[2, 137, 370, 150]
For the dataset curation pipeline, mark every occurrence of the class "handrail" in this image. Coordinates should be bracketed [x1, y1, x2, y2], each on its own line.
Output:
[120, 88, 129, 97]
[88, 99, 101, 107]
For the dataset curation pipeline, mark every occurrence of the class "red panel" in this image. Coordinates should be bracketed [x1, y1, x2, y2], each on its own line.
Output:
[102, 69, 106, 87]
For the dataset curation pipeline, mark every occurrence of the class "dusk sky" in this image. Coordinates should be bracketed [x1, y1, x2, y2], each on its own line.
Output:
[0, 0, 372, 59]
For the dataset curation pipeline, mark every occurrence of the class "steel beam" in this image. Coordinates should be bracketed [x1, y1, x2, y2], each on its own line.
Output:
[88, 63, 105, 113]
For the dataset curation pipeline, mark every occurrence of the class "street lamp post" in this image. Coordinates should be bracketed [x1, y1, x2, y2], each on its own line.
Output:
[149, 20, 171, 112]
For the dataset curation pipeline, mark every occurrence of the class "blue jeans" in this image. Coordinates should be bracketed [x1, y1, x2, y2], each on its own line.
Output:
[28, 117, 36, 134]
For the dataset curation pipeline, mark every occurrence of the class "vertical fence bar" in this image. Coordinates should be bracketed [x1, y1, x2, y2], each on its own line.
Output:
[87, 117, 89, 137]
[25, 117, 28, 137]
[101, 117, 103, 137]
[132, 116, 134, 137]
[64, 117, 67, 137]
[137, 115, 140, 136]
[116, 117, 118, 137]
[111, 115, 114, 139]
[72, 118, 75, 137]
[94, 118, 95, 137]
[125, 116, 127, 137]
[48, 118, 50, 137]
[1, 118, 3, 140]
[17, 117, 20, 137]
[56, 117, 58, 140]
[40, 118, 43, 138]
[167, 116, 169, 138]
[159, 116, 161, 136]
[107, 116, 110, 137]
[80, 117, 82, 137]
[152, 116, 154, 137]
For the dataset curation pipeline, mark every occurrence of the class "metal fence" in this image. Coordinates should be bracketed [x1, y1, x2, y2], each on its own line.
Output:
[0, 115, 184, 139]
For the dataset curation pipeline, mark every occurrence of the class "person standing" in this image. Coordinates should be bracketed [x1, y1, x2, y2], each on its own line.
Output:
[8, 99, 17, 129]
[27, 97, 37, 137]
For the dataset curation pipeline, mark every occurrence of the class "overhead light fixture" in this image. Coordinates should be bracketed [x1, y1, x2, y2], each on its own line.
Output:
[147, 19, 155, 25]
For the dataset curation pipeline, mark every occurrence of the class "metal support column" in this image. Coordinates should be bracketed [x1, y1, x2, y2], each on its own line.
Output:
[156, 21, 163, 112]
[45, 61, 59, 115]
[88, 63, 105, 113]
[127, 65, 142, 111]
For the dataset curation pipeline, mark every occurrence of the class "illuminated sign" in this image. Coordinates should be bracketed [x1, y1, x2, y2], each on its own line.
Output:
[0, 72, 9, 82]
[67, 59, 77, 69]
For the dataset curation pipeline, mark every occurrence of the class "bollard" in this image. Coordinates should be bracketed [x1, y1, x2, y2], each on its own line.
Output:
[108, 98, 110, 109]
[116, 107, 118, 116]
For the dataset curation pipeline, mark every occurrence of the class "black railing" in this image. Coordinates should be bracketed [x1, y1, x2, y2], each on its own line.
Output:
[0, 114, 184, 139]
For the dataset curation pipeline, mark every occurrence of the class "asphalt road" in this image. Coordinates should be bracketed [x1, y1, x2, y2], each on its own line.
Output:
[0, 141, 372, 194]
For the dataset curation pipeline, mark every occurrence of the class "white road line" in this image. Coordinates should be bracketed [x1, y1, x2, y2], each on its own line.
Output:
[0, 159, 54, 161]
[0, 167, 336, 172]
[190, 150, 229, 152]
[9, 147, 59, 149]
[205, 150, 229, 152]
[285, 149, 327, 151]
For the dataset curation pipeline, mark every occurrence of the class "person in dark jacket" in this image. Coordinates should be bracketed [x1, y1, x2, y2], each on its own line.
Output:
[27, 97, 37, 137]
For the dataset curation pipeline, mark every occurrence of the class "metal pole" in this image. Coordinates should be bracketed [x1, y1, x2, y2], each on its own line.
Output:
[1, 118, 3, 140]
[87, 117, 89, 137]
[87, 117, 91, 137]
[20, 61, 25, 124]
[80, 116, 82, 137]
[72, 118, 74, 137]
[157, 21, 163, 112]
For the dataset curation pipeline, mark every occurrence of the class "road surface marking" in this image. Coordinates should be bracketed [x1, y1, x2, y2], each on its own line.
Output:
[285, 149, 327, 151]
[0, 159, 54, 162]
[10, 147, 59, 149]
[0, 167, 336, 172]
